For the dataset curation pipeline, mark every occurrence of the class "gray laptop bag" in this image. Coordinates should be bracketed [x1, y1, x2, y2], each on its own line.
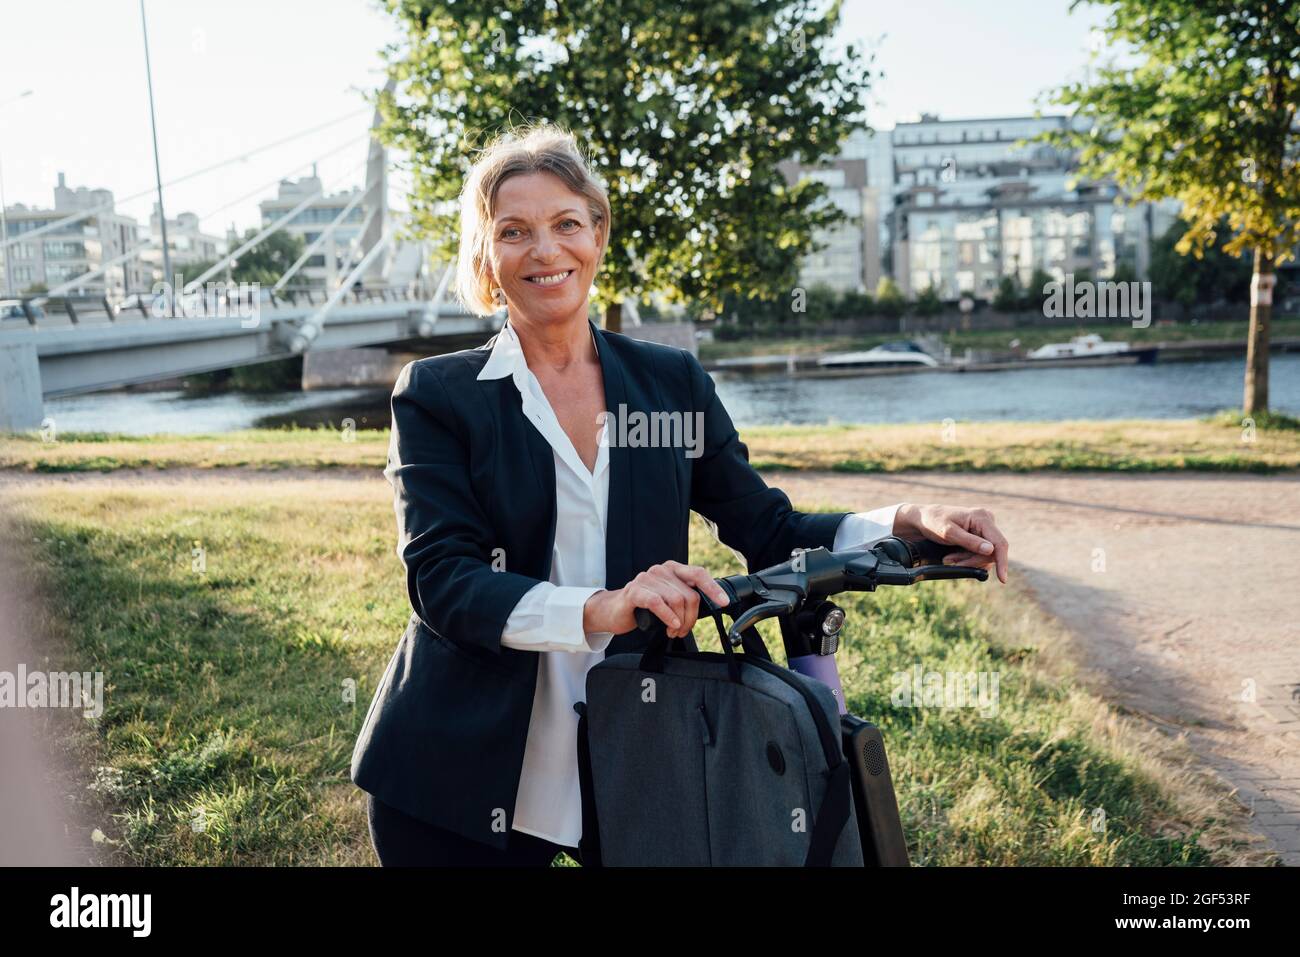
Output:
[575, 617, 863, 866]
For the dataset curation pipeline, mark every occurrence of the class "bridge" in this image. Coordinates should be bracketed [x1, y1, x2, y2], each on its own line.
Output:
[0, 288, 502, 423]
[0, 89, 506, 432]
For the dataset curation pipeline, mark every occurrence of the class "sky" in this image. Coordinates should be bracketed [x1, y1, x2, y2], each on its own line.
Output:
[0, 0, 1110, 236]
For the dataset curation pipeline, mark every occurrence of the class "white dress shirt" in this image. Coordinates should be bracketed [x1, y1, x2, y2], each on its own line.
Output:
[477, 320, 903, 848]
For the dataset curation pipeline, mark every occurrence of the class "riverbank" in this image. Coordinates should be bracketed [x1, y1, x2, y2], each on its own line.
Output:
[1, 469, 1272, 865]
[705, 337, 1300, 375]
[698, 317, 1300, 363]
[4, 413, 1298, 474]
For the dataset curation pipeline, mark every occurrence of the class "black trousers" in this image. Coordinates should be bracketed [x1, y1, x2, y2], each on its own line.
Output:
[366, 793, 582, 867]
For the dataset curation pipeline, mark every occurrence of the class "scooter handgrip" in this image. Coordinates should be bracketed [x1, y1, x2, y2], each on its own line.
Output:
[634, 587, 729, 632]
[904, 538, 965, 566]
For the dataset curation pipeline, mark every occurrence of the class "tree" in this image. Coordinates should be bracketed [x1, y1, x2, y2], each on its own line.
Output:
[836, 289, 874, 319]
[375, 0, 877, 332]
[1110, 261, 1139, 286]
[179, 229, 306, 291]
[1026, 267, 1055, 311]
[800, 283, 839, 328]
[911, 284, 942, 316]
[874, 276, 905, 318]
[1149, 219, 1253, 314]
[1043, 0, 1300, 414]
[223, 229, 305, 286]
[993, 274, 1022, 313]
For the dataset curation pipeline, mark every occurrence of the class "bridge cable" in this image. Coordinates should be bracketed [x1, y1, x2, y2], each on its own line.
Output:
[184, 153, 369, 294]
[2, 108, 370, 251]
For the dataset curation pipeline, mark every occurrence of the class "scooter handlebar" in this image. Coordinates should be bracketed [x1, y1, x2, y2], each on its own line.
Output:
[632, 537, 986, 634]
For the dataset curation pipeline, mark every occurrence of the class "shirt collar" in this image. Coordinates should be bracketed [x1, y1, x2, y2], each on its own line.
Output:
[476, 318, 610, 483]
[476, 318, 600, 381]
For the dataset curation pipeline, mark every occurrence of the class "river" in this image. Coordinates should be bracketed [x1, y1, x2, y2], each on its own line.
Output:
[40, 354, 1300, 434]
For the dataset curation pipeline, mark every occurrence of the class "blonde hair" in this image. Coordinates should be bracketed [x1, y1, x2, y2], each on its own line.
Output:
[454, 123, 612, 316]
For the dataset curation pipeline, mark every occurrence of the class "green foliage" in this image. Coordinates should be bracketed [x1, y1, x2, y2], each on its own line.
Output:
[1110, 262, 1139, 286]
[182, 358, 304, 396]
[375, 0, 878, 315]
[1041, 0, 1300, 264]
[1026, 268, 1055, 312]
[992, 275, 1021, 313]
[1205, 407, 1300, 431]
[227, 229, 305, 286]
[911, 284, 942, 316]
[874, 276, 905, 318]
[803, 284, 842, 325]
[1149, 220, 1254, 308]
[176, 230, 303, 290]
[711, 282, 877, 339]
[1040, 0, 1300, 412]
[837, 289, 874, 319]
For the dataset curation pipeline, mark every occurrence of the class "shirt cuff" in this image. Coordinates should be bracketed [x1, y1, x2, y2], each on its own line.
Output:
[542, 585, 617, 653]
[833, 503, 904, 551]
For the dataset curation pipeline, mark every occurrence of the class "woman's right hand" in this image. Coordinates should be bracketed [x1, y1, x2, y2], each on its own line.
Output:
[583, 561, 731, 638]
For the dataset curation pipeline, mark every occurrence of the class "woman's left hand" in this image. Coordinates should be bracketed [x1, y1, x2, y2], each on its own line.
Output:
[893, 504, 1009, 584]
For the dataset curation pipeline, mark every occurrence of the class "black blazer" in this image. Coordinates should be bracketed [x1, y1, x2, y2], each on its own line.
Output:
[349, 320, 850, 850]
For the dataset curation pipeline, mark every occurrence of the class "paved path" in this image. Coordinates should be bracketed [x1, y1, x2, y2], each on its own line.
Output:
[772, 470, 1300, 865]
[0, 517, 89, 864]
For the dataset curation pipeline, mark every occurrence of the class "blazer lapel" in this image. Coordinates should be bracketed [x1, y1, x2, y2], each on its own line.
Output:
[522, 410, 558, 580]
[591, 320, 633, 597]
[479, 321, 635, 636]
[473, 334, 558, 582]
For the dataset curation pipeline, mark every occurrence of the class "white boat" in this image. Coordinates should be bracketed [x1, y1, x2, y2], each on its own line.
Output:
[1027, 334, 1131, 359]
[816, 341, 939, 370]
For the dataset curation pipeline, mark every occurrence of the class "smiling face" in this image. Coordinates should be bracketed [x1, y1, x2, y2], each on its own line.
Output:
[488, 171, 604, 327]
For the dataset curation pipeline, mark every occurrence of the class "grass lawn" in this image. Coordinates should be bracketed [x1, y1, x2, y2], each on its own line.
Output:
[3, 413, 1298, 474]
[3, 476, 1266, 865]
[742, 414, 1300, 472]
[0, 427, 391, 473]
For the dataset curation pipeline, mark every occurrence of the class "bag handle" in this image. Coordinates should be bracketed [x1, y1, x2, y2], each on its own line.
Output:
[805, 761, 852, 866]
[638, 589, 772, 682]
[629, 600, 850, 867]
[573, 701, 603, 868]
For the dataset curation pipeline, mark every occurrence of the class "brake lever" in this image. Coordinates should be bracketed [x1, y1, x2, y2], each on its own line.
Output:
[875, 562, 988, 585]
[725, 592, 800, 645]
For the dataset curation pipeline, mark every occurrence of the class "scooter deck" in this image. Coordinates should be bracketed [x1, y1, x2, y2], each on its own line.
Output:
[841, 714, 910, 866]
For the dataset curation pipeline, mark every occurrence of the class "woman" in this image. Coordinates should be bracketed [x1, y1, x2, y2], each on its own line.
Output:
[350, 123, 1010, 867]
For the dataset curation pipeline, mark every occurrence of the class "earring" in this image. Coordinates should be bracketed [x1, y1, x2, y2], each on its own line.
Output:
[493, 286, 505, 305]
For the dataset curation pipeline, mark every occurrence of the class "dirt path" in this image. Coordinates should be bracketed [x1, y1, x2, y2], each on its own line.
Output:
[4, 465, 1299, 862]
[0, 515, 99, 864]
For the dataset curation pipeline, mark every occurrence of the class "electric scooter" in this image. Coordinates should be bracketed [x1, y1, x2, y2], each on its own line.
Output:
[633, 536, 987, 866]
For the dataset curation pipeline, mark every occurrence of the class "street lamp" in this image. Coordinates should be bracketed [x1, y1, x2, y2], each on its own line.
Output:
[0, 89, 33, 109]
[139, 1, 172, 315]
